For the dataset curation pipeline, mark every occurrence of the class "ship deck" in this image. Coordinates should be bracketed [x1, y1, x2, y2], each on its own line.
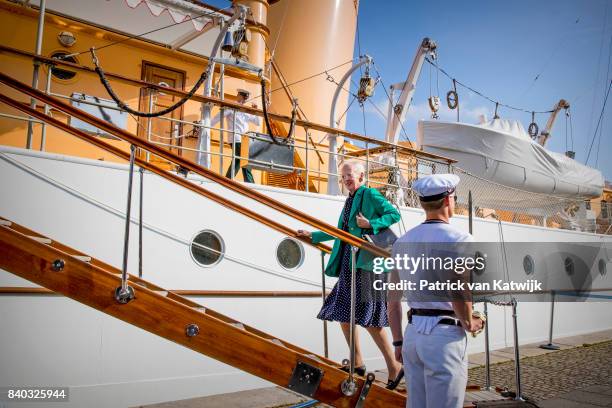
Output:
[136, 329, 612, 408]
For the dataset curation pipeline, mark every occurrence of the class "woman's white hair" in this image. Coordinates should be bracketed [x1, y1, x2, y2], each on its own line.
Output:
[341, 160, 366, 175]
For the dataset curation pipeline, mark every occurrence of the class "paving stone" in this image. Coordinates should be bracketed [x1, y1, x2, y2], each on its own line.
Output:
[137, 386, 307, 408]
[538, 397, 603, 408]
[561, 390, 612, 406]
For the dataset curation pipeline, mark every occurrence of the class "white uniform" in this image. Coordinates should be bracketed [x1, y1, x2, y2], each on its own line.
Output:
[393, 221, 473, 408]
[211, 109, 261, 143]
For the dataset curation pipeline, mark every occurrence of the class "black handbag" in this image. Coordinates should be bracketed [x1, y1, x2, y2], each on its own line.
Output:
[360, 189, 398, 251]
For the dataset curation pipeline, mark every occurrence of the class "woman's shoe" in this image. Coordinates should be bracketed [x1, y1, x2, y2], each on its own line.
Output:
[386, 368, 404, 390]
[340, 364, 366, 377]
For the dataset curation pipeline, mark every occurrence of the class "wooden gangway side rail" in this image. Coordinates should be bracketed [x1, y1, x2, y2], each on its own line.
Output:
[0, 218, 406, 407]
[0, 71, 389, 259]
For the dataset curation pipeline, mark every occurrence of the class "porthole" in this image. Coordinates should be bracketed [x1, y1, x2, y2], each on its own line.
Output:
[49, 51, 78, 81]
[564, 257, 574, 276]
[523, 255, 535, 275]
[474, 251, 486, 276]
[276, 238, 304, 270]
[599, 259, 607, 277]
[190, 230, 224, 267]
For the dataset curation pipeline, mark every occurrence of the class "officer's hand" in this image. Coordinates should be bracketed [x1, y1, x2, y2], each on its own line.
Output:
[468, 317, 484, 333]
[356, 212, 371, 228]
[394, 346, 403, 364]
[296, 230, 312, 240]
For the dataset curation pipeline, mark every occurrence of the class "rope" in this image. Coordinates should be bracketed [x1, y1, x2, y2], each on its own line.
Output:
[260, 78, 297, 144]
[426, 57, 555, 114]
[91, 48, 208, 118]
[0, 151, 321, 288]
[372, 63, 413, 143]
[585, 79, 612, 164]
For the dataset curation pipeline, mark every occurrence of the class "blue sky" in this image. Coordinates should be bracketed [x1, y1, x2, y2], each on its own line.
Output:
[344, 0, 612, 181]
[205, 0, 612, 181]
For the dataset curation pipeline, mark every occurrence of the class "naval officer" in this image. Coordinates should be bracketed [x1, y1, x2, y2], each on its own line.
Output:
[387, 174, 483, 408]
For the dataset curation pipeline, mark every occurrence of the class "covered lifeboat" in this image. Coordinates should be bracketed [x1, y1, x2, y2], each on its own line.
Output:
[416, 118, 604, 198]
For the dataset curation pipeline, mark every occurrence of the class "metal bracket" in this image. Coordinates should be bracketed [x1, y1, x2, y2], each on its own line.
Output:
[355, 372, 376, 408]
[114, 285, 135, 304]
[287, 361, 323, 398]
[51, 259, 65, 272]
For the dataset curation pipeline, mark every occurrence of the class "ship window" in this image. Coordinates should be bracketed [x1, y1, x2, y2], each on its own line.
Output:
[49, 52, 78, 80]
[599, 259, 607, 277]
[276, 238, 304, 270]
[523, 255, 535, 275]
[602, 200, 608, 220]
[564, 257, 574, 276]
[190, 230, 224, 267]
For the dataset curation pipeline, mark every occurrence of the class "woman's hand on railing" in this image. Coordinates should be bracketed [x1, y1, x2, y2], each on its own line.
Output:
[296, 230, 312, 241]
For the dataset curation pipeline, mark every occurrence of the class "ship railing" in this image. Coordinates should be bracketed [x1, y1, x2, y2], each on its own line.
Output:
[0, 43, 454, 196]
[1, 42, 608, 235]
[0, 70, 400, 385]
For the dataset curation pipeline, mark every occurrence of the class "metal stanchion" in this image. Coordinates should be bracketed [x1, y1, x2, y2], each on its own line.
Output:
[230, 108, 236, 179]
[145, 91, 154, 162]
[40, 65, 52, 151]
[341, 245, 358, 396]
[511, 299, 524, 401]
[305, 130, 310, 192]
[138, 167, 144, 278]
[539, 290, 560, 350]
[320, 251, 328, 358]
[115, 144, 136, 304]
[483, 300, 491, 390]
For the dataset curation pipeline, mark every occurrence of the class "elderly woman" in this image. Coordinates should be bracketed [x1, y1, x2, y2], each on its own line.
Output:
[297, 161, 403, 388]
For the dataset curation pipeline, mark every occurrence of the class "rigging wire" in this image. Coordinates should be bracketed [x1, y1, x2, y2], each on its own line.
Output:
[596, 33, 612, 167]
[425, 57, 555, 114]
[58, 5, 232, 59]
[586, 2, 610, 143]
[336, 94, 357, 126]
[372, 63, 413, 143]
[585, 79, 612, 164]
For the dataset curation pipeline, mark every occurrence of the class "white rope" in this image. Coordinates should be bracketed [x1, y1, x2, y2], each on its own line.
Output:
[0, 152, 321, 288]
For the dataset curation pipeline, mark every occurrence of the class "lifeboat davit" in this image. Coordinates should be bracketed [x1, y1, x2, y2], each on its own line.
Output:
[417, 119, 604, 198]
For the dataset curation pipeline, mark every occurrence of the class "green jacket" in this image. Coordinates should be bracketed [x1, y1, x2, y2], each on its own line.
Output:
[311, 186, 400, 277]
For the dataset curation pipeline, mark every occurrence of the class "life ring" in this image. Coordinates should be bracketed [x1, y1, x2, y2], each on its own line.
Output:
[446, 90, 458, 110]
[528, 122, 539, 139]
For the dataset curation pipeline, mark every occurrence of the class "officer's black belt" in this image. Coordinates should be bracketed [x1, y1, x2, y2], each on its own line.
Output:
[408, 308, 459, 326]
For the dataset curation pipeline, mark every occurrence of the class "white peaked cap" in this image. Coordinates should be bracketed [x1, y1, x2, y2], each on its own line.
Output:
[413, 174, 460, 201]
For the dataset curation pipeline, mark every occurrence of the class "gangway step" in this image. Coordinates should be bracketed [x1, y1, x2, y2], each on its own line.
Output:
[28, 236, 52, 244]
[71, 255, 92, 263]
[0, 218, 407, 407]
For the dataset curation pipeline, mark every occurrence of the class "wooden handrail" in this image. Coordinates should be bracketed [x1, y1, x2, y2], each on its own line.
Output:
[0, 91, 332, 254]
[0, 223, 406, 407]
[0, 287, 330, 297]
[0, 43, 455, 164]
[0, 72, 389, 257]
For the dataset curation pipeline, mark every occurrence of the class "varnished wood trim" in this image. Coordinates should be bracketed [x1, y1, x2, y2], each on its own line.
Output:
[0, 93, 333, 255]
[0, 44, 456, 164]
[0, 287, 330, 297]
[0, 225, 406, 407]
[0, 73, 389, 258]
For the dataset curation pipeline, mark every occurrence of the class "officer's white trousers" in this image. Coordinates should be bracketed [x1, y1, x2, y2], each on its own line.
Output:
[402, 323, 468, 408]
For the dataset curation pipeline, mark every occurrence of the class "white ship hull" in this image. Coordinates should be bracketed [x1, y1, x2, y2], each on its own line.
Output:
[1, 146, 611, 407]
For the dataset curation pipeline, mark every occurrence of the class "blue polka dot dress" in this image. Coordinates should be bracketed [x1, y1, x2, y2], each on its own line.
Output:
[317, 192, 389, 327]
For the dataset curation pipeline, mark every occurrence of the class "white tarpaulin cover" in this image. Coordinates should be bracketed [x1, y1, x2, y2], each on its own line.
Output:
[417, 119, 604, 198]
